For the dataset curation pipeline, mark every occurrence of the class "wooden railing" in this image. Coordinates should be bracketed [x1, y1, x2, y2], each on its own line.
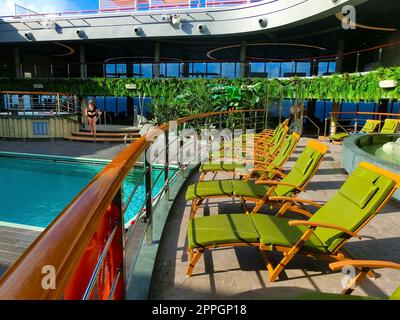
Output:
[0, 109, 265, 300]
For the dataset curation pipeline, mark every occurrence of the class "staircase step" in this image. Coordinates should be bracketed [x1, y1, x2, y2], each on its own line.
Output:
[80, 128, 140, 134]
[66, 136, 138, 143]
[72, 131, 141, 138]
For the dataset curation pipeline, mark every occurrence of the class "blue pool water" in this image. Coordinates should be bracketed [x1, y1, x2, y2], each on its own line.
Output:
[0, 155, 172, 228]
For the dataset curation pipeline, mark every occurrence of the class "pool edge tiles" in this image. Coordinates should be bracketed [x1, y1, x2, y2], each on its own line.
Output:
[0, 151, 112, 166]
[0, 220, 45, 232]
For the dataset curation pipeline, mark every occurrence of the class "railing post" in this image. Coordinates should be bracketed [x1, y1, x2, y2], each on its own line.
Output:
[144, 150, 153, 222]
[164, 130, 169, 197]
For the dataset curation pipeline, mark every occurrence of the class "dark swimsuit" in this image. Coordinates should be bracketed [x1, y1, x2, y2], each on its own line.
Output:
[87, 107, 98, 119]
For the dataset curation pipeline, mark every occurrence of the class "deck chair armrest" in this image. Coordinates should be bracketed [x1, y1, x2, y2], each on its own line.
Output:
[329, 260, 400, 272]
[288, 221, 362, 240]
[243, 159, 273, 165]
[256, 168, 286, 178]
[255, 180, 305, 191]
[268, 196, 322, 208]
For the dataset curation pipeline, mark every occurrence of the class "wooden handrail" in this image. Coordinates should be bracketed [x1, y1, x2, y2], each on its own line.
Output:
[0, 108, 263, 300]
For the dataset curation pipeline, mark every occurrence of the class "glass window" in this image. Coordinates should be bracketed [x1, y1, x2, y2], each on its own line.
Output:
[295, 62, 310, 77]
[206, 63, 220, 78]
[133, 64, 141, 78]
[141, 64, 152, 78]
[117, 97, 127, 117]
[391, 101, 399, 114]
[95, 96, 105, 111]
[105, 97, 117, 116]
[318, 62, 328, 76]
[314, 101, 326, 122]
[166, 63, 179, 77]
[281, 62, 295, 77]
[328, 61, 336, 74]
[221, 63, 236, 78]
[192, 62, 206, 77]
[105, 64, 115, 78]
[266, 62, 280, 78]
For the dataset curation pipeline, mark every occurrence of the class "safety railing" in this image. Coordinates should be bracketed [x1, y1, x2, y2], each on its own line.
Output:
[0, 91, 78, 116]
[1, 0, 262, 20]
[0, 108, 265, 300]
[323, 111, 400, 139]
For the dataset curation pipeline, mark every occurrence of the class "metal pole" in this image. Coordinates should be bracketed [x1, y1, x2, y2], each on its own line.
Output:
[164, 131, 169, 198]
[144, 149, 153, 222]
[355, 52, 360, 73]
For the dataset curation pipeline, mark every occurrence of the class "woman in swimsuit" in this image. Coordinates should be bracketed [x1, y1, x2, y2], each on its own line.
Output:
[84, 99, 102, 136]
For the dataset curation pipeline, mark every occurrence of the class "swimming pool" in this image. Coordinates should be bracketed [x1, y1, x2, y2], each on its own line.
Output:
[0, 153, 173, 229]
[360, 140, 400, 165]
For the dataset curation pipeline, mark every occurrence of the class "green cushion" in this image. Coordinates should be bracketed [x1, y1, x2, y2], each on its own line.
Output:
[187, 214, 259, 249]
[361, 120, 377, 132]
[231, 180, 273, 198]
[309, 166, 396, 253]
[186, 180, 233, 201]
[389, 287, 400, 300]
[300, 292, 381, 300]
[338, 175, 378, 208]
[274, 146, 323, 196]
[381, 120, 398, 134]
[200, 163, 246, 173]
[250, 215, 327, 253]
[330, 133, 349, 140]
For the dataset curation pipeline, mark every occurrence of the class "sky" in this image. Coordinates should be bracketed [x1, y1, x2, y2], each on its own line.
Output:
[0, 0, 99, 16]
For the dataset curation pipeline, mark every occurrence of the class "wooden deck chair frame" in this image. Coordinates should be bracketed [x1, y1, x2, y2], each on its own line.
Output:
[186, 162, 400, 283]
[199, 132, 301, 182]
[260, 162, 400, 282]
[216, 122, 289, 163]
[190, 140, 328, 218]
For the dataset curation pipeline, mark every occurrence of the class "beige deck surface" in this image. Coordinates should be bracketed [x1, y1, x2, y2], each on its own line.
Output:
[149, 139, 400, 300]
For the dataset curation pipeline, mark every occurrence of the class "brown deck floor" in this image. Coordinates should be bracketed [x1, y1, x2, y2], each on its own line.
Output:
[0, 225, 40, 276]
[149, 139, 400, 300]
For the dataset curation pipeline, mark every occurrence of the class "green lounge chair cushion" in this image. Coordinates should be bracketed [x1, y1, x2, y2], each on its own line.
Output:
[309, 166, 396, 253]
[274, 146, 322, 196]
[381, 120, 398, 134]
[362, 120, 376, 132]
[187, 214, 259, 249]
[200, 163, 246, 173]
[330, 133, 349, 141]
[389, 287, 400, 300]
[186, 180, 233, 201]
[250, 215, 328, 253]
[338, 175, 378, 209]
[231, 180, 273, 198]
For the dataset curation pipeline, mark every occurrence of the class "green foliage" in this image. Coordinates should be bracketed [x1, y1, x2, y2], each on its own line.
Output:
[1, 67, 400, 124]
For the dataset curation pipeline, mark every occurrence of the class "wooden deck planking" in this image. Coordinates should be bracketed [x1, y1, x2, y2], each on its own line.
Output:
[0, 225, 40, 277]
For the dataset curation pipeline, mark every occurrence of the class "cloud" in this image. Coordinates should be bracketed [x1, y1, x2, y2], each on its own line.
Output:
[0, 0, 74, 17]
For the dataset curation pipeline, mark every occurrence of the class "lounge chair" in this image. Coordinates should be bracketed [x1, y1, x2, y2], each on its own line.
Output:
[187, 140, 328, 217]
[301, 260, 400, 300]
[380, 119, 399, 134]
[199, 132, 300, 181]
[213, 120, 288, 161]
[330, 119, 381, 143]
[186, 162, 400, 282]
